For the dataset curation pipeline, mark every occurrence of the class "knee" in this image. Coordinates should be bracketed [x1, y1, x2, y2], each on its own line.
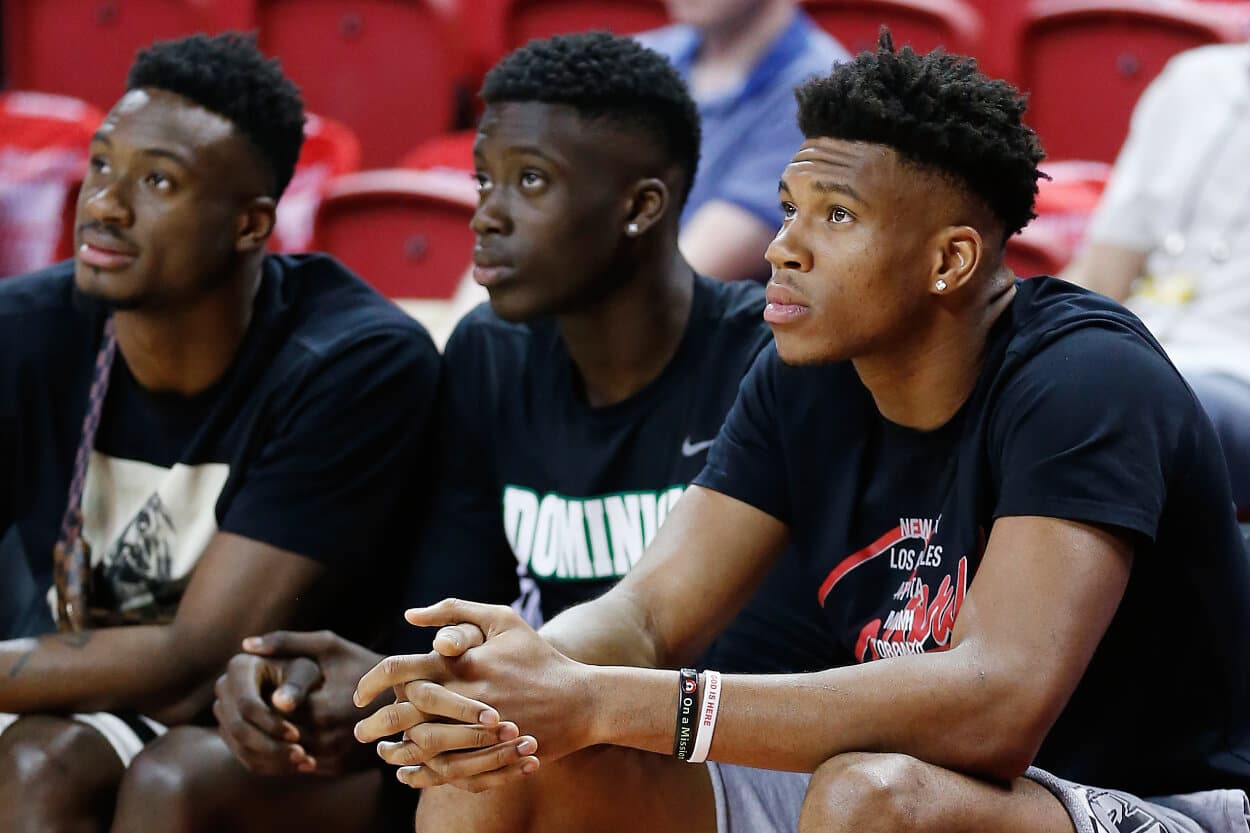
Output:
[117, 728, 219, 827]
[0, 717, 116, 798]
[799, 753, 928, 833]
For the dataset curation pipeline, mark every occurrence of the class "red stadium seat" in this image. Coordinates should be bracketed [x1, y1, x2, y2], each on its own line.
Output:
[801, 0, 984, 57]
[470, 0, 669, 75]
[1018, 0, 1244, 162]
[312, 169, 479, 299]
[400, 130, 476, 176]
[1005, 223, 1071, 278]
[1031, 159, 1111, 256]
[0, 92, 103, 277]
[273, 113, 362, 253]
[256, 0, 467, 167]
[3, 1, 254, 112]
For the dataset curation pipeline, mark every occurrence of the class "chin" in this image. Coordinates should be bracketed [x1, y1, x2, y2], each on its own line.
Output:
[73, 263, 146, 310]
[773, 332, 847, 367]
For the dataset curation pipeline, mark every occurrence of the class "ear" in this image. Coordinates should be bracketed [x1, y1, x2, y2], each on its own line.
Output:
[929, 225, 982, 296]
[235, 196, 277, 254]
[622, 178, 670, 239]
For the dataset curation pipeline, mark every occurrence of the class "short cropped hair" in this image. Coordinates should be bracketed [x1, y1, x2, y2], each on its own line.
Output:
[127, 32, 306, 198]
[795, 31, 1045, 238]
[480, 31, 701, 206]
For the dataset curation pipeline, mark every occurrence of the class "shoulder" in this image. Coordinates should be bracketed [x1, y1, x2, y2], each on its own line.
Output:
[267, 253, 440, 382]
[634, 24, 696, 63]
[691, 275, 772, 354]
[997, 278, 1195, 419]
[0, 261, 94, 365]
[0, 260, 78, 321]
[1157, 43, 1248, 89]
[443, 300, 538, 370]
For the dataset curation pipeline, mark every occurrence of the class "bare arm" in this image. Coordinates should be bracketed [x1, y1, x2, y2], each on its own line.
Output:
[679, 201, 778, 283]
[539, 486, 788, 668]
[583, 513, 1131, 781]
[1060, 240, 1148, 302]
[0, 531, 325, 724]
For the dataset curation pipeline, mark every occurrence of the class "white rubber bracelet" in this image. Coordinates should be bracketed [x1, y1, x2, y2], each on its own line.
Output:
[688, 670, 722, 764]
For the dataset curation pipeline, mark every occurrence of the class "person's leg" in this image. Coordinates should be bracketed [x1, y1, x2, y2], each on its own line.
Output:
[0, 715, 125, 833]
[111, 726, 389, 833]
[1187, 372, 1250, 512]
[415, 746, 717, 833]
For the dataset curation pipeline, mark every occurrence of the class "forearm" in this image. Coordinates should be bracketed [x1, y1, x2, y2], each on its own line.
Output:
[587, 646, 1041, 781]
[0, 626, 221, 722]
[540, 587, 664, 668]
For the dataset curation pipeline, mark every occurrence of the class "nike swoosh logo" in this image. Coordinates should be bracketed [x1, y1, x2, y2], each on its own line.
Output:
[681, 437, 716, 457]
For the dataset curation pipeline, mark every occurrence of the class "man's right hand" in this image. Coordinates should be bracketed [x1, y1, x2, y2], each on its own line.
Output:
[212, 630, 383, 777]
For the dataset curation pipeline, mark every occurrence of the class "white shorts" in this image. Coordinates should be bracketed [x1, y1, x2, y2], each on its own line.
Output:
[0, 711, 166, 766]
[707, 762, 1250, 833]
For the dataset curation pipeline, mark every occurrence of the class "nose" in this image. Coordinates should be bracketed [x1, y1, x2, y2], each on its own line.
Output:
[765, 220, 812, 273]
[470, 186, 511, 237]
[80, 179, 134, 228]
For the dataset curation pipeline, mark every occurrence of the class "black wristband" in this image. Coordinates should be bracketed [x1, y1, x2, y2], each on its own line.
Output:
[673, 668, 700, 760]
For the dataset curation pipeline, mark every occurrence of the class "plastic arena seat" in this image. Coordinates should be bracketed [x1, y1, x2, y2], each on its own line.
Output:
[256, 0, 467, 166]
[273, 113, 362, 253]
[1018, 0, 1243, 162]
[1005, 223, 1072, 279]
[3, 0, 253, 112]
[0, 91, 103, 277]
[312, 168, 479, 299]
[800, 0, 984, 57]
[400, 129, 477, 177]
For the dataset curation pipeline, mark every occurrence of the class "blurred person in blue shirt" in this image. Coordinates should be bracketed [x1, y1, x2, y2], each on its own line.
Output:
[640, 0, 848, 282]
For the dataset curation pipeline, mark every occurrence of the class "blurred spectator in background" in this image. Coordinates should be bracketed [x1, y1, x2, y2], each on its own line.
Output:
[640, 0, 847, 281]
[1063, 43, 1250, 515]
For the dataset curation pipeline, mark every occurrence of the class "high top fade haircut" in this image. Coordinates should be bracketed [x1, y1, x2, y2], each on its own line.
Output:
[126, 32, 306, 199]
[480, 31, 702, 207]
[795, 30, 1045, 239]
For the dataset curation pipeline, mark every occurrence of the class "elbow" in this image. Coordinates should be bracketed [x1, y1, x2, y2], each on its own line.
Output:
[145, 630, 233, 725]
[943, 658, 1059, 782]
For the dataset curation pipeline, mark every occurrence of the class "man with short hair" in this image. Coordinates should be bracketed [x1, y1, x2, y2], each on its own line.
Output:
[361, 35, 1250, 833]
[0, 33, 439, 831]
[132, 32, 832, 833]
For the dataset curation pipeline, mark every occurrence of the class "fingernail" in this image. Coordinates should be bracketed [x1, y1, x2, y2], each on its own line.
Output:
[479, 709, 499, 726]
[353, 692, 364, 708]
[522, 759, 539, 774]
[499, 723, 518, 740]
[289, 745, 307, 762]
[242, 637, 262, 651]
[283, 722, 300, 742]
[517, 738, 537, 755]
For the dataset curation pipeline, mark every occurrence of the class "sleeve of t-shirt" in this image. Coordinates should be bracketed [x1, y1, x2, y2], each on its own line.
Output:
[694, 344, 793, 523]
[220, 326, 440, 567]
[990, 325, 1190, 542]
[387, 318, 520, 655]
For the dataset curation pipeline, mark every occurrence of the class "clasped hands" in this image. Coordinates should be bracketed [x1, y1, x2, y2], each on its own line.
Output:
[353, 599, 595, 792]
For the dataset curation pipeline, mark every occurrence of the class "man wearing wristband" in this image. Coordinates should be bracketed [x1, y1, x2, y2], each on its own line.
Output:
[358, 33, 1250, 833]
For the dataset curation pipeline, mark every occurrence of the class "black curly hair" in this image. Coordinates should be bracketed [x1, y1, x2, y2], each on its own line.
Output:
[127, 32, 305, 199]
[796, 31, 1045, 239]
[480, 31, 701, 206]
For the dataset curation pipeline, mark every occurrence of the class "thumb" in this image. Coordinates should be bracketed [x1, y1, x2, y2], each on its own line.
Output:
[271, 657, 324, 713]
[431, 624, 487, 658]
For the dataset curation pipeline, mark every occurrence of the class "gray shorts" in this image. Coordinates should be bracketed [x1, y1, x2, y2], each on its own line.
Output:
[707, 761, 1250, 833]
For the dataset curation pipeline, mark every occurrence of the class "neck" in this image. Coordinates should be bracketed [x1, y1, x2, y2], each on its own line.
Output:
[854, 279, 1016, 431]
[556, 239, 695, 409]
[691, 0, 794, 95]
[113, 261, 263, 397]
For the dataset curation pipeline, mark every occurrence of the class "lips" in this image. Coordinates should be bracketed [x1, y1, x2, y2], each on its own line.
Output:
[472, 249, 514, 288]
[764, 280, 810, 325]
[78, 228, 139, 270]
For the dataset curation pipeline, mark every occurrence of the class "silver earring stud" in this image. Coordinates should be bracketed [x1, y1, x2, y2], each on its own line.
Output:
[627, 223, 639, 234]
[935, 279, 948, 292]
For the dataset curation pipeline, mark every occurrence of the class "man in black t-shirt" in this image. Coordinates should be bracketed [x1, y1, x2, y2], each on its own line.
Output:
[176, 32, 831, 833]
[359, 33, 1250, 833]
[0, 34, 439, 832]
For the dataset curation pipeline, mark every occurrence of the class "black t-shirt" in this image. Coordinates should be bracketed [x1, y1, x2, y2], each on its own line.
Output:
[398, 274, 838, 673]
[0, 255, 440, 643]
[695, 277, 1250, 795]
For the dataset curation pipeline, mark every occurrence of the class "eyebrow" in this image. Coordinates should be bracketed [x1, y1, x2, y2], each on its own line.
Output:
[89, 132, 193, 168]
